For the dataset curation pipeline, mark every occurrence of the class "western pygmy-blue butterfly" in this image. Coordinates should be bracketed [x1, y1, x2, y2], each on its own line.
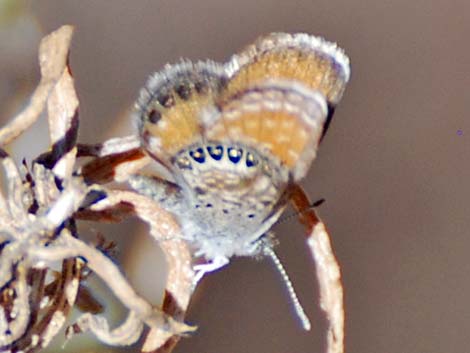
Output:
[131, 32, 350, 330]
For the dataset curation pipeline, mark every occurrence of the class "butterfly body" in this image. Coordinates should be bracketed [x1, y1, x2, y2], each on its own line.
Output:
[170, 140, 288, 260]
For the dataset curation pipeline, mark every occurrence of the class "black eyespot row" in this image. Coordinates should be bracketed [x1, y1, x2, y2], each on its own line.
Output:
[245, 152, 258, 167]
[227, 147, 242, 164]
[194, 80, 208, 94]
[147, 109, 162, 124]
[175, 83, 192, 100]
[207, 145, 223, 160]
[175, 156, 192, 170]
[157, 93, 175, 108]
[189, 147, 206, 163]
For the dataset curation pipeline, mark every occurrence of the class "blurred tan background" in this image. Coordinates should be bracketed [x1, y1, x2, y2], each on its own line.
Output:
[2, 0, 470, 352]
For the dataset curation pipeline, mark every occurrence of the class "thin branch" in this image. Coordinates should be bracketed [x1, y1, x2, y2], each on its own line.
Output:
[0, 26, 74, 146]
[289, 183, 344, 353]
[88, 190, 195, 353]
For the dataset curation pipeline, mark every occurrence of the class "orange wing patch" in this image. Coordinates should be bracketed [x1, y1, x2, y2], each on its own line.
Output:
[135, 60, 227, 164]
[142, 94, 210, 154]
[225, 33, 350, 106]
[205, 80, 328, 180]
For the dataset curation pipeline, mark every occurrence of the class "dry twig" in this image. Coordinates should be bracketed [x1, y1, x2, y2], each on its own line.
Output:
[0, 26, 73, 145]
[290, 183, 344, 353]
[0, 25, 193, 353]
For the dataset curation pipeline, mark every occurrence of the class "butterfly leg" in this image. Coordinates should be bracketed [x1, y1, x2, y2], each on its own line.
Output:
[192, 256, 230, 289]
[128, 174, 184, 212]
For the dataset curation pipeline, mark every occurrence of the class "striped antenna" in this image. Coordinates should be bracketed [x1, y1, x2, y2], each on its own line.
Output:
[263, 247, 311, 331]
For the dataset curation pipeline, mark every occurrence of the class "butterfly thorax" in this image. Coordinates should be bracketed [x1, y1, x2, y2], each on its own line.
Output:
[171, 141, 289, 259]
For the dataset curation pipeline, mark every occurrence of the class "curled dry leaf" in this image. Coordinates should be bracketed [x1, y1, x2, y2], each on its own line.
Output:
[73, 135, 196, 352]
[0, 24, 190, 353]
[46, 54, 79, 180]
[289, 183, 344, 353]
[0, 26, 194, 352]
[0, 25, 74, 146]
[0, 154, 88, 353]
[0, 25, 86, 353]
[27, 229, 194, 346]
[307, 220, 343, 353]
[80, 147, 148, 184]
[88, 190, 196, 352]
[77, 135, 142, 158]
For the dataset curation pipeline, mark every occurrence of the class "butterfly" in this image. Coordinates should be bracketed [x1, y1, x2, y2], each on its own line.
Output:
[131, 32, 350, 329]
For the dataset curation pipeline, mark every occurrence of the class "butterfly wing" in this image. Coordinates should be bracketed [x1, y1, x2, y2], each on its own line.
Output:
[225, 32, 350, 106]
[134, 60, 228, 167]
[203, 79, 328, 181]
[136, 33, 350, 181]
[203, 33, 350, 181]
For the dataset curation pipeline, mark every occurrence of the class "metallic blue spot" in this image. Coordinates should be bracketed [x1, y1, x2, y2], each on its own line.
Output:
[207, 145, 223, 160]
[189, 148, 205, 163]
[228, 147, 242, 163]
[245, 152, 258, 167]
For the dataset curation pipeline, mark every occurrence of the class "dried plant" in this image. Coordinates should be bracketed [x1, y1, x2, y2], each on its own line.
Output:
[0, 25, 344, 353]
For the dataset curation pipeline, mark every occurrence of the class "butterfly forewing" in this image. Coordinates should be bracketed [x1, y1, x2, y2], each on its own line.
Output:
[225, 32, 350, 106]
[135, 60, 228, 166]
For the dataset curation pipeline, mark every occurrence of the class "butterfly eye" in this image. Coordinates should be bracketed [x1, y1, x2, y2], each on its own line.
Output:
[206, 145, 223, 160]
[189, 148, 206, 163]
[227, 147, 242, 164]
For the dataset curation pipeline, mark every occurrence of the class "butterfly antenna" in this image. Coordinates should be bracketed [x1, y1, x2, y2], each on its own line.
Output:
[263, 247, 311, 331]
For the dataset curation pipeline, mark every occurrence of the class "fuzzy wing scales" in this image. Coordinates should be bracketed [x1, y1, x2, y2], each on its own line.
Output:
[204, 80, 328, 181]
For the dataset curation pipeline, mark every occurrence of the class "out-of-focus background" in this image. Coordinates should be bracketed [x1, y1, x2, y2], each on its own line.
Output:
[2, 0, 470, 352]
